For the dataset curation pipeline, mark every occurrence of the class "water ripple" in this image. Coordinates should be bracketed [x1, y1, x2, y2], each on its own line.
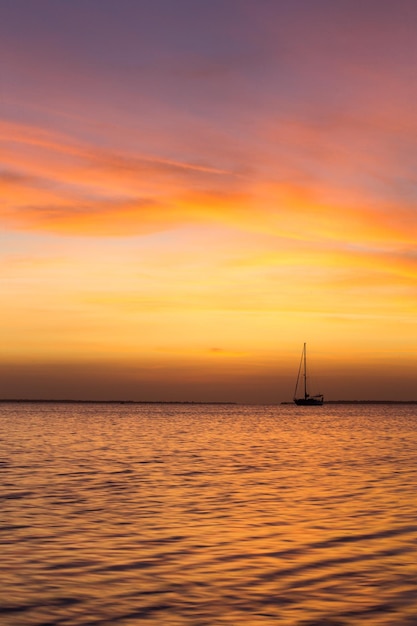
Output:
[1, 402, 417, 625]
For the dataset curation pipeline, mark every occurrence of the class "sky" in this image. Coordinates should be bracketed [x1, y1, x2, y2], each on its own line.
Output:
[1, 0, 417, 402]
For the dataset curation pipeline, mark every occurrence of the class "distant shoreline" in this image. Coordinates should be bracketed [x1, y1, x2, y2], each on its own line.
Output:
[0, 399, 237, 405]
[326, 400, 417, 404]
[2, 399, 417, 405]
[282, 400, 417, 405]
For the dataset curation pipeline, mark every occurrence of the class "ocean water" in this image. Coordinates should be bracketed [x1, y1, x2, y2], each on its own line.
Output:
[1, 402, 417, 626]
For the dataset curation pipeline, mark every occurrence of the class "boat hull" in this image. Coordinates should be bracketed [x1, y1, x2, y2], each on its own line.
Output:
[294, 397, 323, 406]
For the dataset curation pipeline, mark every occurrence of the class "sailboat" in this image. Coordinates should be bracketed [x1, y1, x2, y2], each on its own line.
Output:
[293, 343, 324, 406]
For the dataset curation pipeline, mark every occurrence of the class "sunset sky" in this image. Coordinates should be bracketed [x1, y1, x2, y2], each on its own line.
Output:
[1, 0, 417, 402]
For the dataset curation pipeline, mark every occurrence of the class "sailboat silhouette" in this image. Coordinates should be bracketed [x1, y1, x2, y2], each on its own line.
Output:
[293, 343, 324, 406]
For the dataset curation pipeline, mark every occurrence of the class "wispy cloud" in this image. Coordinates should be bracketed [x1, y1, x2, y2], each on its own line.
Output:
[1, 120, 242, 234]
[2, 117, 416, 246]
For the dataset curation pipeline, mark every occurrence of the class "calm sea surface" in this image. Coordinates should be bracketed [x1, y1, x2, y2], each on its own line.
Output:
[1, 402, 417, 625]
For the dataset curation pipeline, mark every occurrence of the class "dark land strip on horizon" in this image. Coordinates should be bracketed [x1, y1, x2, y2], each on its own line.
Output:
[2, 399, 417, 405]
[0, 399, 237, 405]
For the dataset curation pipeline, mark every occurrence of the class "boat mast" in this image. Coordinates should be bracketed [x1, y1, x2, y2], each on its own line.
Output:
[303, 342, 307, 399]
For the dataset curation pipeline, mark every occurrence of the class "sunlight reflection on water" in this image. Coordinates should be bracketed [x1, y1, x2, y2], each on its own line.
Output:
[1, 402, 417, 625]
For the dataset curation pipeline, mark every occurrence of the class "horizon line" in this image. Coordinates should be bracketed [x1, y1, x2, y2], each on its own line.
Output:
[2, 399, 417, 405]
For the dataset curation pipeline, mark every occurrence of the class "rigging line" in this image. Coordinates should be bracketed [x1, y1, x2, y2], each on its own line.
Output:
[294, 346, 304, 399]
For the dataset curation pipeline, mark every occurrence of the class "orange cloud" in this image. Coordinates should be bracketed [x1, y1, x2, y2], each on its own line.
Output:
[1, 118, 416, 250]
[0, 120, 242, 235]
